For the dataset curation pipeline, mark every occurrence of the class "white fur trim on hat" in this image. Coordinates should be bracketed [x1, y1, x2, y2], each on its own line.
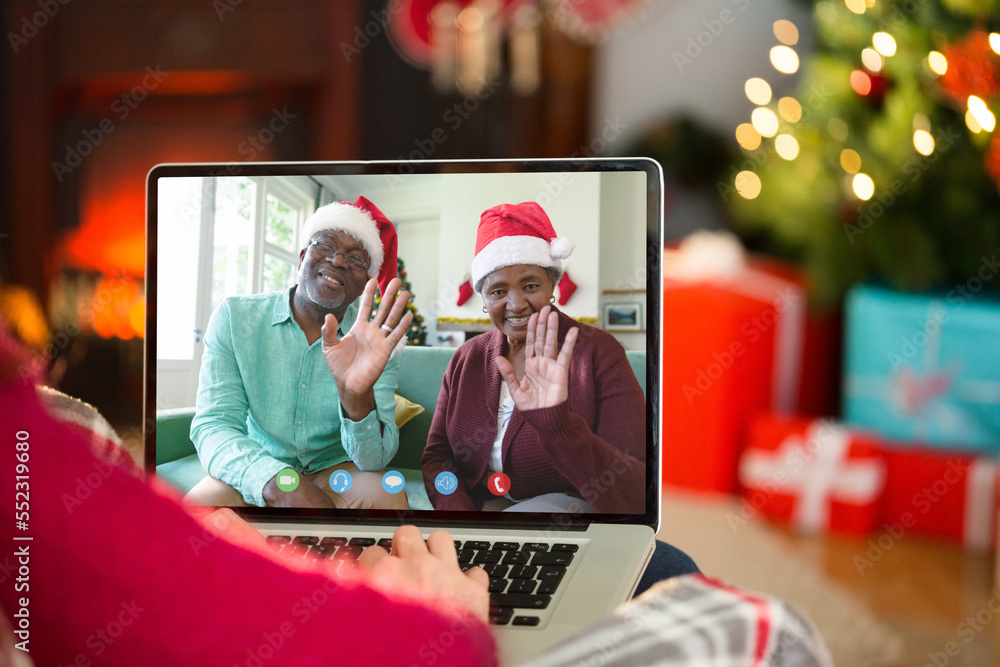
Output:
[472, 235, 565, 292]
[300, 202, 383, 279]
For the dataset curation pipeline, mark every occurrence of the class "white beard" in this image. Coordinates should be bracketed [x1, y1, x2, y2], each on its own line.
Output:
[298, 265, 349, 311]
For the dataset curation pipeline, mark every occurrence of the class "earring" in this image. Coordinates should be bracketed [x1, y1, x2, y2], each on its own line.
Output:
[483, 306, 487, 313]
[550, 296, 555, 303]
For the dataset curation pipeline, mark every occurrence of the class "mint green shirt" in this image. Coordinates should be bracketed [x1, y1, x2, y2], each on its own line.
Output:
[190, 286, 400, 506]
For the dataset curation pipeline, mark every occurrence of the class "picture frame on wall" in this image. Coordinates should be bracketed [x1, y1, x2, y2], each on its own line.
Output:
[603, 302, 643, 331]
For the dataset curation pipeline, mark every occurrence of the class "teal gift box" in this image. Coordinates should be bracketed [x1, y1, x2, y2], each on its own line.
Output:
[843, 283, 1000, 455]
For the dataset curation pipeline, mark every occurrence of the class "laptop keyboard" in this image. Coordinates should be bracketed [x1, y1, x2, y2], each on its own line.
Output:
[264, 535, 578, 626]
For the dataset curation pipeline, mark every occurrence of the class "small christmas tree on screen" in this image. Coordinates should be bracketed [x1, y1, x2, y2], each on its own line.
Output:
[375, 257, 427, 346]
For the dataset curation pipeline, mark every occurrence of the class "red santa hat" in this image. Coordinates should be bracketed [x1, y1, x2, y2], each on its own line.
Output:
[471, 201, 574, 292]
[300, 196, 398, 294]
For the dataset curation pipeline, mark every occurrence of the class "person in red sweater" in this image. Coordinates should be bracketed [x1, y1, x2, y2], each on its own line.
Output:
[421, 201, 646, 514]
[0, 317, 496, 667]
[0, 316, 833, 666]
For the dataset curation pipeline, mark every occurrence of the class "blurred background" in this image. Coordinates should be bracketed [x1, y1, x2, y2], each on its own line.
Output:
[2, 0, 1000, 664]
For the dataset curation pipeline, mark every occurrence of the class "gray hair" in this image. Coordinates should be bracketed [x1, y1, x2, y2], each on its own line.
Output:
[474, 265, 562, 295]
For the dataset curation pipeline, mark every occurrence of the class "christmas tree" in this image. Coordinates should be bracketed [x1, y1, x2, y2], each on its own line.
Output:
[374, 257, 428, 346]
[723, 0, 1000, 306]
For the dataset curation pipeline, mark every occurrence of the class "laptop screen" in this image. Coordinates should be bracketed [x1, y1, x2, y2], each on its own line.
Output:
[146, 159, 661, 529]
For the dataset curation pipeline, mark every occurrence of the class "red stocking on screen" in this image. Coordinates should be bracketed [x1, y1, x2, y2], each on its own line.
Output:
[557, 271, 578, 306]
[456, 279, 474, 306]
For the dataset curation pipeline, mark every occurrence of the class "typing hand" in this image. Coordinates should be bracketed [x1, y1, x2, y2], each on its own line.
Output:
[358, 525, 490, 624]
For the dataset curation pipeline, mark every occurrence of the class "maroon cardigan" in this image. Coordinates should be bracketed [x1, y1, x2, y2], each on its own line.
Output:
[421, 310, 647, 513]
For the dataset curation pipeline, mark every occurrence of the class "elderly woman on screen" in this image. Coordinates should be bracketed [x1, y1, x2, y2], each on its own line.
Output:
[421, 202, 646, 514]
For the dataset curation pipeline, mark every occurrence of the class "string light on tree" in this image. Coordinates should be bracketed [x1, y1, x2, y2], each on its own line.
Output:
[852, 173, 875, 200]
[770, 46, 800, 74]
[844, 0, 866, 15]
[927, 51, 948, 76]
[735, 171, 762, 199]
[775, 134, 800, 160]
[778, 97, 802, 122]
[773, 19, 799, 45]
[751, 107, 780, 137]
[850, 68, 890, 105]
[968, 95, 996, 132]
[990, 33, 1000, 55]
[861, 48, 883, 72]
[736, 123, 763, 150]
[745, 78, 772, 105]
[913, 130, 935, 155]
[840, 149, 862, 173]
[967, 110, 984, 133]
[872, 32, 897, 56]
[851, 70, 873, 95]
[912, 113, 935, 154]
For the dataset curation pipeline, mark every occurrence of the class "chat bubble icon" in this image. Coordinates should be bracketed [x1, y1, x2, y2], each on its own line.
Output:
[381, 471, 405, 494]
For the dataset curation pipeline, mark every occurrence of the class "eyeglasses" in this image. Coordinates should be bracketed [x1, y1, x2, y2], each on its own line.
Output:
[309, 240, 370, 272]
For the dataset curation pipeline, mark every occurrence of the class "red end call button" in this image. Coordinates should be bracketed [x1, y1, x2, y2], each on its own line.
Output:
[488, 472, 511, 496]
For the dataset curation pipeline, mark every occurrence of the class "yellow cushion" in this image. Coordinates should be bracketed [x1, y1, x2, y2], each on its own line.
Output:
[394, 393, 425, 428]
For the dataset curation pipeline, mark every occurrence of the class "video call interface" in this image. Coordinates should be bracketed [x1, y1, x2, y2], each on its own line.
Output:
[152, 166, 654, 517]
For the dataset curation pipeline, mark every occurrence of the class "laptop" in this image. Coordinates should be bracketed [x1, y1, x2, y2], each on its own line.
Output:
[145, 158, 663, 665]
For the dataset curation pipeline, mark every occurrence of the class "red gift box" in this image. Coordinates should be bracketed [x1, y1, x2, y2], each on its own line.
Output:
[661, 241, 806, 493]
[752, 258, 843, 418]
[882, 446, 997, 551]
[738, 416, 886, 537]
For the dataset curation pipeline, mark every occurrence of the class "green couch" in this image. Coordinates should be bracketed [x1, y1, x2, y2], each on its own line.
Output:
[155, 346, 646, 510]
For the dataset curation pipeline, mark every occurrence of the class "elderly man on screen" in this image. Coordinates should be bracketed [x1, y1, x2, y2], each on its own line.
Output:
[186, 197, 412, 510]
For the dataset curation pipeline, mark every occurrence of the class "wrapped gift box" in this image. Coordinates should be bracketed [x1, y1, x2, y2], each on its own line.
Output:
[738, 416, 886, 537]
[843, 284, 1000, 455]
[882, 445, 997, 551]
[749, 258, 843, 418]
[661, 235, 807, 493]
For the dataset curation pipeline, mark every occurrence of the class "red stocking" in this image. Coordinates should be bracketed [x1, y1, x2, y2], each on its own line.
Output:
[557, 271, 578, 306]
[456, 279, 474, 306]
